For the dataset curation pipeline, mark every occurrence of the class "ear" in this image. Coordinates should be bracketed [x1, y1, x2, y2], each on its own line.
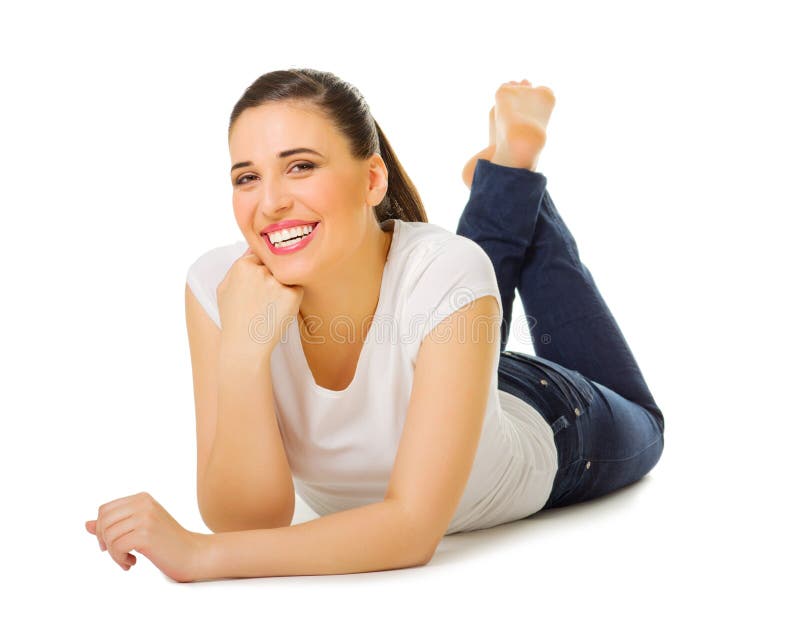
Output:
[366, 152, 389, 208]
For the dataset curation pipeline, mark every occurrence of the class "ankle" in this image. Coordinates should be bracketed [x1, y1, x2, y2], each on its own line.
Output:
[490, 151, 537, 171]
[492, 122, 546, 172]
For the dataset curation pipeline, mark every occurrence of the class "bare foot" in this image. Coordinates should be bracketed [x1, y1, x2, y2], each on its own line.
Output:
[461, 106, 496, 188]
[491, 80, 555, 172]
[462, 80, 556, 188]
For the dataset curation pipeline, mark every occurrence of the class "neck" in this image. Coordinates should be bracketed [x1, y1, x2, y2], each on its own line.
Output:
[298, 219, 394, 344]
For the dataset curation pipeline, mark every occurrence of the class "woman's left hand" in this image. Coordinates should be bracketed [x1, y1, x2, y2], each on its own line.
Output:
[85, 492, 206, 583]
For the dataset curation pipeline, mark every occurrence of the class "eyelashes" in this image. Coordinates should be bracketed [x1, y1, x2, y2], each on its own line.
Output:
[234, 162, 316, 186]
[291, 162, 316, 173]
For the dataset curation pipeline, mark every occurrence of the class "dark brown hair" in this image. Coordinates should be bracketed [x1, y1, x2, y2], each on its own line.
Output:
[228, 68, 428, 224]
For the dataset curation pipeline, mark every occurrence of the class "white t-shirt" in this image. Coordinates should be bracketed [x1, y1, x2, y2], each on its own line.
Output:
[186, 219, 558, 535]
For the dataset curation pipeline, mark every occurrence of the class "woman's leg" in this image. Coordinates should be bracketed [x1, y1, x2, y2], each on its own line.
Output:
[518, 179, 666, 506]
[457, 158, 665, 507]
[458, 157, 663, 430]
[456, 157, 545, 352]
[516, 183, 665, 432]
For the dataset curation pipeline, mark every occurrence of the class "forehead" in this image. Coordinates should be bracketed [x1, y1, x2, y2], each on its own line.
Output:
[229, 102, 340, 157]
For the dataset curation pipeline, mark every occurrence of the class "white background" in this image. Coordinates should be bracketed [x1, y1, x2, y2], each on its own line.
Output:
[2, 0, 797, 628]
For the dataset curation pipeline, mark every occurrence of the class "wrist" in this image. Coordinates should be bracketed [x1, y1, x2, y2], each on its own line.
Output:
[190, 532, 220, 582]
[219, 336, 274, 366]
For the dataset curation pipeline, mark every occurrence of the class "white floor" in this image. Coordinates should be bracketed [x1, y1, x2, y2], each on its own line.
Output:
[27, 394, 799, 629]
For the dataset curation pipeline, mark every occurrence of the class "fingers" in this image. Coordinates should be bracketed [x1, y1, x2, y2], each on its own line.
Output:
[87, 517, 134, 570]
[103, 515, 138, 570]
[86, 519, 106, 551]
[90, 501, 137, 569]
[239, 246, 272, 273]
[97, 492, 141, 514]
[237, 247, 263, 265]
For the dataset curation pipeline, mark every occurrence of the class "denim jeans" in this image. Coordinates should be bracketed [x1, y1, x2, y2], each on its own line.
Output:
[456, 159, 665, 510]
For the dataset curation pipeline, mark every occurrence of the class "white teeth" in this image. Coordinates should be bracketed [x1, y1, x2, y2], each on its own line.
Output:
[267, 223, 317, 246]
[267, 224, 314, 247]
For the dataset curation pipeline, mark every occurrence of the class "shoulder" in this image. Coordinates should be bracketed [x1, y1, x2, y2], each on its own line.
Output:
[398, 221, 494, 280]
[185, 239, 248, 328]
[396, 221, 501, 340]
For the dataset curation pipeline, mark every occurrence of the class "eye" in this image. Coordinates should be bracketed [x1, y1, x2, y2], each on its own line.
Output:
[290, 162, 316, 173]
[235, 174, 257, 185]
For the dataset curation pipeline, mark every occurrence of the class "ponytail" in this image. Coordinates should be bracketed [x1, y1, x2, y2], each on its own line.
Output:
[373, 120, 428, 223]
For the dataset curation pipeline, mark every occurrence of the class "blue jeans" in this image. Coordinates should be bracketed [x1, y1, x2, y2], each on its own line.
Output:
[456, 159, 665, 510]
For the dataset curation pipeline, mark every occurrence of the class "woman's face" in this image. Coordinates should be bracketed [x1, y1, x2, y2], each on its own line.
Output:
[228, 101, 387, 286]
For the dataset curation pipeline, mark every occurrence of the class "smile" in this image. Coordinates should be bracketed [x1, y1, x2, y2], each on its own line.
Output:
[263, 222, 320, 254]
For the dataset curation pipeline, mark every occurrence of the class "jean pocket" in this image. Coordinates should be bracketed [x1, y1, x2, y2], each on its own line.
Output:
[502, 351, 593, 418]
[528, 355, 594, 411]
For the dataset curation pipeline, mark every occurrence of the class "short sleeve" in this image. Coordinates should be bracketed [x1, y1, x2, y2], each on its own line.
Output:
[185, 240, 248, 329]
[403, 235, 502, 342]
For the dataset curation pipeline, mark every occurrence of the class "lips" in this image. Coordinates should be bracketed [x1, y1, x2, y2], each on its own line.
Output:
[262, 220, 320, 255]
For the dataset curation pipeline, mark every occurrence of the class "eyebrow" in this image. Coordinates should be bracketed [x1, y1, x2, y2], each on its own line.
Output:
[230, 148, 324, 173]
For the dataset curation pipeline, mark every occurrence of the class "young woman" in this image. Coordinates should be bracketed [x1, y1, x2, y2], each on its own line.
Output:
[85, 69, 665, 582]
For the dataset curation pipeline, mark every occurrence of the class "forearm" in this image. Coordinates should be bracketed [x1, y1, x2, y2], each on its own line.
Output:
[200, 346, 293, 530]
[194, 499, 433, 580]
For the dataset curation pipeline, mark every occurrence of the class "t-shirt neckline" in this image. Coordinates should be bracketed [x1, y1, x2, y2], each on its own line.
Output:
[292, 219, 400, 398]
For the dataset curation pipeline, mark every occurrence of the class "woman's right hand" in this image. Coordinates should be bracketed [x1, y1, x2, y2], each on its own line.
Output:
[216, 247, 304, 360]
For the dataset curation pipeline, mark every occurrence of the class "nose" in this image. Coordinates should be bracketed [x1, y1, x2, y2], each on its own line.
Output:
[258, 173, 293, 218]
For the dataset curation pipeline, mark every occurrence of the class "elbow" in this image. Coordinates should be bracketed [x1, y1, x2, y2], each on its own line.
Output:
[197, 502, 231, 534]
[401, 544, 435, 570]
[392, 544, 434, 570]
[408, 528, 440, 568]
[390, 501, 440, 567]
[416, 541, 438, 567]
[412, 551, 434, 569]
[198, 493, 295, 533]
[201, 508, 294, 534]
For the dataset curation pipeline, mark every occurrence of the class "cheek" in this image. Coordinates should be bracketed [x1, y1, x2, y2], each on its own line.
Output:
[309, 179, 359, 223]
[232, 193, 256, 230]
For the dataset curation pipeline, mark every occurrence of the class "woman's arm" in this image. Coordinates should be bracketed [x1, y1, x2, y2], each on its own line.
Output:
[189, 294, 501, 579]
[185, 283, 295, 533]
[194, 500, 428, 579]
